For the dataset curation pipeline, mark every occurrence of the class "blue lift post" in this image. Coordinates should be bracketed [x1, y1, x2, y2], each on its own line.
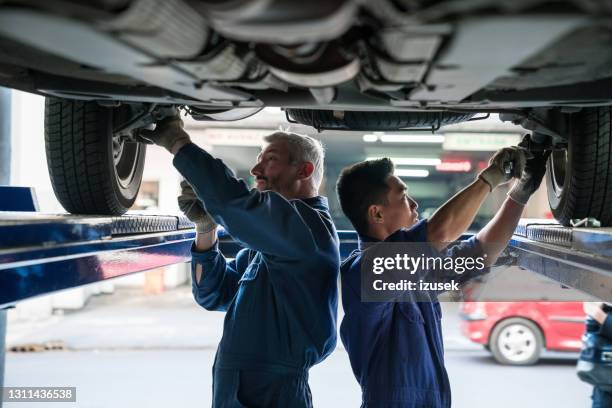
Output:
[0, 86, 11, 406]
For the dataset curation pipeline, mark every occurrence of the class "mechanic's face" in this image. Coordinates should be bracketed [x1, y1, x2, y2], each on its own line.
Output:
[250, 141, 301, 196]
[373, 175, 419, 233]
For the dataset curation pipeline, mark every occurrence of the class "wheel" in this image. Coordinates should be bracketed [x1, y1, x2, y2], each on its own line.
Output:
[546, 107, 612, 226]
[44, 98, 146, 215]
[489, 317, 543, 366]
[285, 109, 475, 131]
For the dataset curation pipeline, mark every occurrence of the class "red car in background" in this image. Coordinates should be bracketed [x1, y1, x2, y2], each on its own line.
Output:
[460, 302, 585, 365]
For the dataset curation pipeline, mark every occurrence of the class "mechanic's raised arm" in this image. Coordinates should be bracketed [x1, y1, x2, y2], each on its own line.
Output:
[174, 143, 319, 258]
[174, 179, 244, 309]
[426, 146, 525, 250]
[140, 117, 318, 258]
[476, 139, 550, 265]
[474, 197, 524, 266]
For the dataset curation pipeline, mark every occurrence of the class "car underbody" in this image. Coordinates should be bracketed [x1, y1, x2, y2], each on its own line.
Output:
[0, 0, 611, 113]
[0, 0, 611, 226]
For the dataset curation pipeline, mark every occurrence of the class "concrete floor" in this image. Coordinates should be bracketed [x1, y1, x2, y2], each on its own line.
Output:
[3, 286, 593, 407]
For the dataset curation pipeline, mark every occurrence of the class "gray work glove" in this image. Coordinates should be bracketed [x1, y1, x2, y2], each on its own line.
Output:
[139, 115, 191, 154]
[478, 146, 527, 191]
[177, 180, 217, 234]
[507, 135, 551, 205]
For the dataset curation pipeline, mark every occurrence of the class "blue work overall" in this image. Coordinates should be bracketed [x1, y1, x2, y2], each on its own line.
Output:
[340, 220, 488, 408]
[173, 143, 340, 407]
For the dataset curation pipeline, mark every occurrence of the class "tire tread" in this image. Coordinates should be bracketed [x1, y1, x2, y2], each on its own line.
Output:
[286, 109, 474, 131]
[44, 98, 142, 215]
[550, 107, 612, 226]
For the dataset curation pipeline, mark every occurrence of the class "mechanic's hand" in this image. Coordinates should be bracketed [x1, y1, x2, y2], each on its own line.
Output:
[507, 135, 551, 205]
[478, 146, 526, 191]
[178, 180, 217, 234]
[584, 302, 607, 325]
[139, 115, 191, 154]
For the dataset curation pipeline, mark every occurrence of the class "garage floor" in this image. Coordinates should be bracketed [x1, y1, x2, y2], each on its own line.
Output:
[4, 286, 592, 407]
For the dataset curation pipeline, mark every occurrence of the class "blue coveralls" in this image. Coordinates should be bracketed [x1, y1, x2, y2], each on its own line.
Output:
[591, 313, 612, 408]
[173, 143, 340, 408]
[340, 219, 488, 408]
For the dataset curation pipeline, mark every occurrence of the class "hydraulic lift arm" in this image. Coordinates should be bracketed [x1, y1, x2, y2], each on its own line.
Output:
[0, 213, 196, 309]
[1, 217, 611, 307]
[507, 219, 612, 301]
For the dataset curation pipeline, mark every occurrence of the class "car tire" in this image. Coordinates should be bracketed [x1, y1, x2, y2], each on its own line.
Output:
[489, 317, 544, 366]
[285, 109, 475, 131]
[44, 98, 146, 215]
[546, 107, 612, 226]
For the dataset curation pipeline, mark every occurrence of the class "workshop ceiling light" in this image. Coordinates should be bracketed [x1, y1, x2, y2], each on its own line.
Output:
[362, 134, 445, 143]
[362, 134, 378, 142]
[442, 132, 522, 151]
[394, 169, 430, 178]
[380, 134, 445, 143]
[436, 160, 472, 172]
[367, 157, 441, 166]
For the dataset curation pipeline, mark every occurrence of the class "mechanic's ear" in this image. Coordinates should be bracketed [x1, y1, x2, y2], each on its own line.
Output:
[297, 161, 315, 180]
[367, 204, 384, 225]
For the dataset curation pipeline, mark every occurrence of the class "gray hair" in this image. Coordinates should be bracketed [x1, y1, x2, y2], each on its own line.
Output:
[263, 131, 325, 188]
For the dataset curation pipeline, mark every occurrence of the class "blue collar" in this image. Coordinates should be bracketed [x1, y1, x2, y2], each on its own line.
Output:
[357, 233, 377, 249]
[297, 195, 329, 211]
[357, 224, 421, 250]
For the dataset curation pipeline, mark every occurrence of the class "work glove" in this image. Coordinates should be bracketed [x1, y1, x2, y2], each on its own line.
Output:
[478, 146, 527, 191]
[177, 180, 217, 234]
[139, 115, 191, 154]
[507, 135, 551, 205]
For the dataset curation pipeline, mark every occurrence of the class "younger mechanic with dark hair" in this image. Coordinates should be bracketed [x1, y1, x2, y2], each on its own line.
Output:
[336, 139, 549, 407]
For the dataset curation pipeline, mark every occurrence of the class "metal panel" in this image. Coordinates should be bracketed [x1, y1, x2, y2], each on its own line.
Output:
[508, 236, 612, 301]
[0, 214, 610, 307]
[0, 213, 196, 308]
[110, 215, 191, 235]
[410, 17, 584, 102]
[0, 230, 195, 308]
[0, 9, 250, 103]
[500, 219, 612, 300]
[0, 212, 194, 247]
[0, 187, 38, 212]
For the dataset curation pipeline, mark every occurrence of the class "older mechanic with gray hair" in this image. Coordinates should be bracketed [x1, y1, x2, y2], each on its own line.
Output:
[142, 118, 340, 408]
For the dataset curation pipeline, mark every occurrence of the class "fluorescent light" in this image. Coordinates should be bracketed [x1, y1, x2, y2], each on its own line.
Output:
[367, 157, 441, 166]
[380, 134, 445, 143]
[394, 169, 430, 178]
[436, 161, 472, 172]
[362, 134, 445, 143]
[442, 133, 521, 151]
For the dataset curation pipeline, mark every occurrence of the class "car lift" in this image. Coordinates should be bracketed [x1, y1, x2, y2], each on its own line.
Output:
[1, 216, 609, 307]
[0, 92, 610, 404]
[508, 219, 612, 301]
